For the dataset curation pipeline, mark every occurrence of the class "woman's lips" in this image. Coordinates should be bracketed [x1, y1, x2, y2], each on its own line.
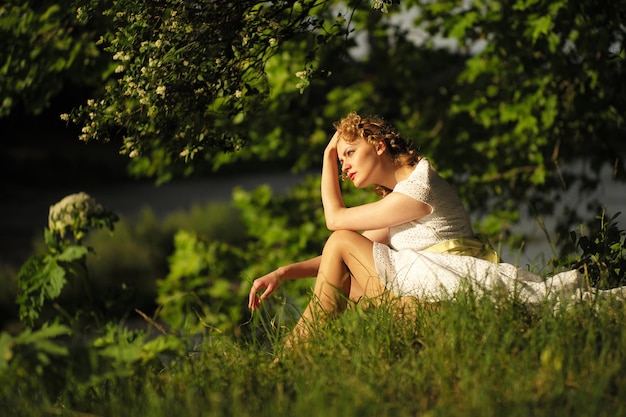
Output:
[349, 173, 356, 181]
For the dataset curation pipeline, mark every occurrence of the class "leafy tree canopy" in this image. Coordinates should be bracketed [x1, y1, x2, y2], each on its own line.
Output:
[0, 1, 106, 116]
[412, 0, 626, 228]
[66, 0, 350, 182]
[2, 0, 625, 248]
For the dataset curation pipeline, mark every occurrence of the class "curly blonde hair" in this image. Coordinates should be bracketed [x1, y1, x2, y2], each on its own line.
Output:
[334, 112, 420, 196]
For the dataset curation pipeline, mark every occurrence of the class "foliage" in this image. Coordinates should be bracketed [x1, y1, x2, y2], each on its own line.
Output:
[554, 210, 626, 289]
[65, 0, 347, 182]
[0, 0, 107, 116]
[0, 322, 71, 375]
[155, 229, 249, 337]
[64, 0, 626, 249]
[84, 208, 171, 311]
[15, 241, 88, 327]
[6, 194, 191, 408]
[16, 192, 118, 327]
[5, 0, 624, 254]
[89, 322, 185, 377]
[154, 178, 341, 339]
[231, 178, 330, 313]
[412, 0, 626, 232]
[233, 179, 326, 277]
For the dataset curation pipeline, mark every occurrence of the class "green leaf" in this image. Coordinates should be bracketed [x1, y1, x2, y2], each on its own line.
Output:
[529, 15, 553, 44]
[57, 245, 89, 262]
[41, 257, 67, 300]
[448, 12, 479, 40]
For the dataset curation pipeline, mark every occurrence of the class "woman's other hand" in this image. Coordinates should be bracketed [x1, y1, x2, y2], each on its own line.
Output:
[248, 270, 282, 310]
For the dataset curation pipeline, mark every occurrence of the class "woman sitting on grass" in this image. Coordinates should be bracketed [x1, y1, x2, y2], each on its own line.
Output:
[248, 111, 616, 344]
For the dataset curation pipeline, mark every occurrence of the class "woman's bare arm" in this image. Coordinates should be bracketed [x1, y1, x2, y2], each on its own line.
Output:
[248, 256, 321, 309]
[276, 255, 321, 281]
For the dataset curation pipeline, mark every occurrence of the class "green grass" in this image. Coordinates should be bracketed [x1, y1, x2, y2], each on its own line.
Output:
[3, 291, 625, 417]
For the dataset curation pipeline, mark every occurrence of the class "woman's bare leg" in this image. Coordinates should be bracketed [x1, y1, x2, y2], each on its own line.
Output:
[287, 230, 387, 345]
[345, 273, 364, 304]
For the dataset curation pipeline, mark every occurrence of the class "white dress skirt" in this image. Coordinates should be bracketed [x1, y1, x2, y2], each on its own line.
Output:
[373, 246, 592, 303]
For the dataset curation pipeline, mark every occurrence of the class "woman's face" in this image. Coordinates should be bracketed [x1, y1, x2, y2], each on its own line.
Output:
[337, 137, 382, 188]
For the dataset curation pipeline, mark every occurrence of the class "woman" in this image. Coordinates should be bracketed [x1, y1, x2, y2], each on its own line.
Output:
[247, 112, 597, 343]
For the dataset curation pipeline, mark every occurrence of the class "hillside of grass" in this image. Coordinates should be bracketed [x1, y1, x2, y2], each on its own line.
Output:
[2, 293, 625, 417]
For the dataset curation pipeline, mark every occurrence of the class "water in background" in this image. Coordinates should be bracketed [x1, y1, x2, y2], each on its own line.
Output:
[1, 168, 624, 270]
[0, 172, 307, 267]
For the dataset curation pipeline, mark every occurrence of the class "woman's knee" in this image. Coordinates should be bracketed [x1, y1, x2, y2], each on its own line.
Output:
[327, 229, 359, 244]
[323, 230, 359, 253]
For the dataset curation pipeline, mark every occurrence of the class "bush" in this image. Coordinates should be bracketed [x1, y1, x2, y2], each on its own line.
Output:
[553, 210, 625, 289]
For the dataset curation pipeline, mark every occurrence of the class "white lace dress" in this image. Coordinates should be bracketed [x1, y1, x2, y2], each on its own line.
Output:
[372, 158, 620, 304]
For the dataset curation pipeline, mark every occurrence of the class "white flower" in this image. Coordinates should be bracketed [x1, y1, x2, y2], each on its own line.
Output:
[115, 65, 125, 73]
[295, 71, 307, 79]
[60, 113, 70, 121]
[48, 192, 104, 240]
[156, 86, 166, 96]
[235, 90, 242, 98]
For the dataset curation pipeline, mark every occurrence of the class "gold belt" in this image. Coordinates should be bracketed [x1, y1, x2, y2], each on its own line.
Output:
[423, 235, 499, 263]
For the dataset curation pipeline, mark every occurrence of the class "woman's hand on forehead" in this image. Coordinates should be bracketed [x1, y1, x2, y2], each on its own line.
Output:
[325, 130, 341, 155]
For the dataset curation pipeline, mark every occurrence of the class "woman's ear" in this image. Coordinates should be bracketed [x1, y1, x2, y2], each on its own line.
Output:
[375, 140, 386, 155]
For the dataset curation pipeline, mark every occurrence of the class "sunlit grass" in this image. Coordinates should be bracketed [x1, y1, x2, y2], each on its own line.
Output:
[4, 290, 624, 417]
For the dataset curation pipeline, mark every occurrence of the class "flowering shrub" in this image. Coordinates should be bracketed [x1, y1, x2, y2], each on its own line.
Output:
[66, 0, 346, 182]
[17, 193, 118, 327]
